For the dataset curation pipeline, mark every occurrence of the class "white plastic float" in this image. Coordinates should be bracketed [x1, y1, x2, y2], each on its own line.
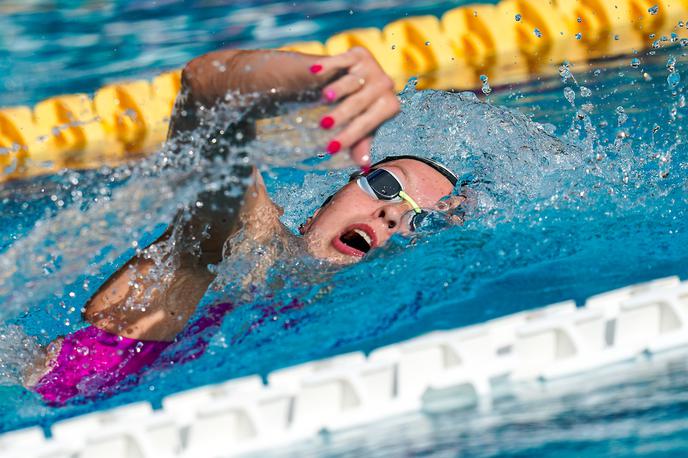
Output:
[1, 276, 687, 458]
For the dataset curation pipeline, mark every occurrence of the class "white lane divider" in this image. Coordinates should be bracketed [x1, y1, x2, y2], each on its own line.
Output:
[2, 276, 687, 458]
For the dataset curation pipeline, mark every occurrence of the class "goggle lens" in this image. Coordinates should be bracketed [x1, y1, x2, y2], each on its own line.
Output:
[359, 168, 403, 200]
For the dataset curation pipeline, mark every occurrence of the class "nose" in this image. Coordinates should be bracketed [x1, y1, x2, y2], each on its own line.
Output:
[375, 203, 406, 230]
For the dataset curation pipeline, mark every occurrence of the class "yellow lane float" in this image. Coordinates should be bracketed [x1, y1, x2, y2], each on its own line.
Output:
[1, 0, 687, 182]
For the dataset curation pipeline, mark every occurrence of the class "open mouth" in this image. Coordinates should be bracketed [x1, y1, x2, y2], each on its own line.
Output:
[332, 224, 377, 257]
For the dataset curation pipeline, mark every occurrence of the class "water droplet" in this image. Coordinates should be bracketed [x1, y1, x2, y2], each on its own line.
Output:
[559, 62, 575, 83]
[667, 72, 681, 88]
[534, 28, 542, 38]
[515, 13, 521, 21]
[391, 44, 396, 50]
[575, 33, 583, 40]
[631, 57, 641, 68]
[577, 16, 582, 23]
[564, 87, 576, 105]
[480, 75, 492, 94]
[648, 4, 658, 15]
[614, 34, 620, 41]
[580, 86, 592, 97]
[616, 106, 628, 125]
[425, 41, 430, 46]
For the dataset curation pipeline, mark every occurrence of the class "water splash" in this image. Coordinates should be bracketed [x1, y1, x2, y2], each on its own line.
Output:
[0, 45, 686, 433]
[0, 325, 42, 386]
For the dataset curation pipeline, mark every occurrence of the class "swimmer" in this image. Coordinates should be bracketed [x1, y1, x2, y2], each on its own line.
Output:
[25, 47, 463, 404]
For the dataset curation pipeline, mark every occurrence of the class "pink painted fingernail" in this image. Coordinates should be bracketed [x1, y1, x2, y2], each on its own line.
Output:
[361, 165, 372, 174]
[320, 116, 335, 129]
[324, 89, 336, 102]
[326, 140, 341, 155]
[310, 64, 323, 74]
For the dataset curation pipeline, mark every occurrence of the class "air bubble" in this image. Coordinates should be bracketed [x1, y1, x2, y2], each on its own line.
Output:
[648, 4, 658, 15]
[515, 14, 521, 21]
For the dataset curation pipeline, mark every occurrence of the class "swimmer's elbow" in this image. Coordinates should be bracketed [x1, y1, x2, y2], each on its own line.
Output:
[181, 50, 245, 106]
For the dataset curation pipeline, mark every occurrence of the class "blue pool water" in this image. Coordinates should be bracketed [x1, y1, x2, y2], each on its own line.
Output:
[1, 1, 688, 456]
[0, 0, 490, 107]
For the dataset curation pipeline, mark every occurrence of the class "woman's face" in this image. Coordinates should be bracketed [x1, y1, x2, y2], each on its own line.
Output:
[300, 159, 455, 264]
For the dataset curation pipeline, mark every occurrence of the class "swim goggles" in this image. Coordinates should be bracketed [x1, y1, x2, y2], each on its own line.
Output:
[318, 155, 459, 231]
[355, 168, 428, 231]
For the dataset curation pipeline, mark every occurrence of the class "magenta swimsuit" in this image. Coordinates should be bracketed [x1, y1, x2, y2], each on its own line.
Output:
[34, 302, 233, 405]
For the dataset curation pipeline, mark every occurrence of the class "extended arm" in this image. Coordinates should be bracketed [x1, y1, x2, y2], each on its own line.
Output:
[83, 48, 400, 342]
[82, 50, 336, 341]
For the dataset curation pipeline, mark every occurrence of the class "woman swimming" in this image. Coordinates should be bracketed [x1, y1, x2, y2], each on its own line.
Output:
[25, 47, 461, 404]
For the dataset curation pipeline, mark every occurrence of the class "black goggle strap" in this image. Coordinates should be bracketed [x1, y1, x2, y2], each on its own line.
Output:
[320, 193, 335, 208]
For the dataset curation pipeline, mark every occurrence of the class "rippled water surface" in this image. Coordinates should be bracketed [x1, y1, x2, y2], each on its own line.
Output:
[0, 0, 483, 107]
[1, 1, 688, 457]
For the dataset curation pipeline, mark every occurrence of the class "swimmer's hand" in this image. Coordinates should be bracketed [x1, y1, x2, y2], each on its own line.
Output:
[174, 47, 399, 167]
[312, 47, 400, 169]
